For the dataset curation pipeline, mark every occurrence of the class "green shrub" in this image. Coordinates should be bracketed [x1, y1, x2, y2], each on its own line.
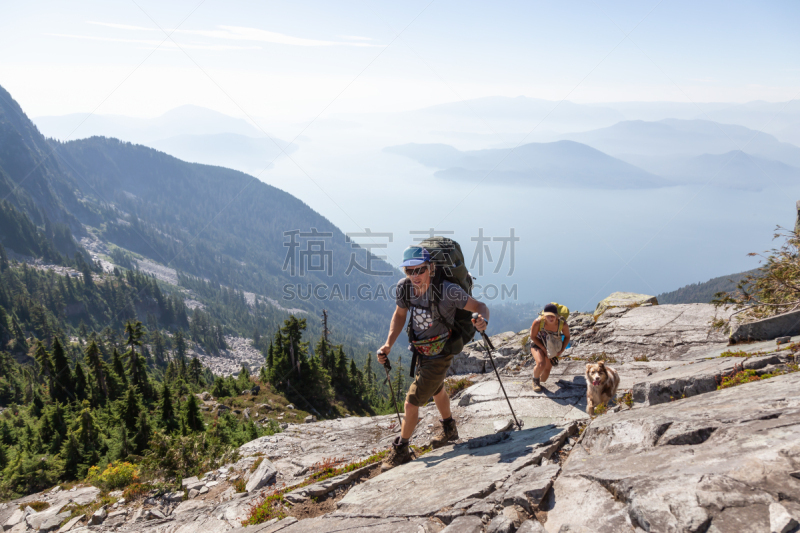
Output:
[86, 461, 138, 490]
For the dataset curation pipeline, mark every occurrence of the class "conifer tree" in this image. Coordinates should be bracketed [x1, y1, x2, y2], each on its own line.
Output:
[189, 357, 203, 385]
[183, 393, 204, 433]
[121, 386, 140, 434]
[112, 349, 128, 388]
[71, 362, 87, 403]
[34, 342, 53, 392]
[84, 341, 107, 403]
[132, 410, 151, 454]
[159, 381, 178, 433]
[50, 337, 74, 404]
[60, 431, 81, 479]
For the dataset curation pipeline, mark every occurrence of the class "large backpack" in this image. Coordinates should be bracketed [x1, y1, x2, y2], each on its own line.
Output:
[401, 237, 476, 375]
[538, 302, 570, 335]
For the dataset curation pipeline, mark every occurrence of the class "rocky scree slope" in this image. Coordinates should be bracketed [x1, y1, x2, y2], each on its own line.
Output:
[2, 302, 798, 533]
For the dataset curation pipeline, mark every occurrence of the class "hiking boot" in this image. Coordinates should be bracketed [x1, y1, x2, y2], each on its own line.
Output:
[431, 418, 459, 449]
[532, 378, 542, 393]
[381, 438, 412, 472]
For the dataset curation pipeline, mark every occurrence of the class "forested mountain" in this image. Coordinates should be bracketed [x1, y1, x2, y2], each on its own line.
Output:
[0, 83, 405, 499]
[0, 84, 399, 358]
[656, 269, 761, 304]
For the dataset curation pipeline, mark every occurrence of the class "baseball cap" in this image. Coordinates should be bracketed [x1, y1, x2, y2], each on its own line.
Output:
[543, 303, 558, 317]
[400, 246, 431, 267]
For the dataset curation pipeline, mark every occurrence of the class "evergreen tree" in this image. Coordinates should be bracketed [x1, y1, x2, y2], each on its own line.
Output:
[392, 356, 405, 406]
[174, 330, 187, 362]
[115, 424, 131, 460]
[132, 411, 151, 454]
[152, 330, 167, 367]
[73, 362, 88, 402]
[84, 341, 107, 403]
[112, 349, 128, 388]
[189, 357, 203, 385]
[183, 393, 204, 433]
[34, 342, 53, 392]
[49, 337, 74, 404]
[60, 431, 81, 480]
[159, 381, 178, 433]
[121, 386, 140, 434]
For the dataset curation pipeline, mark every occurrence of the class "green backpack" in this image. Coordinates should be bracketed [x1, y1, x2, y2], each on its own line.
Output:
[401, 237, 476, 374]
[538, 302, 570, 335]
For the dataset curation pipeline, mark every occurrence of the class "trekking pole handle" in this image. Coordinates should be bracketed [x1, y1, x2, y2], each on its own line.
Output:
[472, 313, 494, 351]
[378, 349, 392, 372]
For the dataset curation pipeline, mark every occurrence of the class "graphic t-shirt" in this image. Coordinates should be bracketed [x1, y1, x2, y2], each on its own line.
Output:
[396, 279, 470, 340]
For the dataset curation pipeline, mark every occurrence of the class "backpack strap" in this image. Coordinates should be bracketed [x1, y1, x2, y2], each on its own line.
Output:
[539, 316, 565, 335]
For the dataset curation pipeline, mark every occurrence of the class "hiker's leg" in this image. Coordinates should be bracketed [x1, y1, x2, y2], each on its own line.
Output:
[401, 401, 419, 440]
[540, 356, 553, 382]
[532, 346, 548, 379]
[432, 388, 451, 420]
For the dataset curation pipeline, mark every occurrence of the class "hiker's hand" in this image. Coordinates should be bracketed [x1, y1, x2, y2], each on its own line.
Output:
[377, 345, 390, 364]
[472, 314, 487, 332]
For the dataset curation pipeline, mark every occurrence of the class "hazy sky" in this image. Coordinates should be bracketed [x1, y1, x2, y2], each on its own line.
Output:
[2, 1, 798, 120]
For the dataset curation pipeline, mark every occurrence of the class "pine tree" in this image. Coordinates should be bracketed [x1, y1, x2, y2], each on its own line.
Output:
[112, 349, 128, 388]
[183, 393, 204, 433]
[34, 342, 53, 392]
[115, 424, 131, 460]
[60, 431, 81, 479]
[73, 362, 88, 402]
[84, 341, 107, 403]
[132, 411, 151, 454]
[152, 330, 166, 367]
[50, 337, 74, 404]
[174, 330, 187, 362]
[121, 386, 140, 434]
[159, 381, 178, 433]
[189, 357, 203, 385]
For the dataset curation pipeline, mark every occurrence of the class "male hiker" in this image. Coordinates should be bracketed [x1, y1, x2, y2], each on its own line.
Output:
[377, 245, 489, 471]
[529, 303, 571, 392]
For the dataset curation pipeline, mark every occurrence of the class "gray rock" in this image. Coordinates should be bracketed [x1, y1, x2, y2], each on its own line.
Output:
[568, 303, 733, 362]
[486, 514, 515, 533]
[286, 404, 295, 410]
[777, 336, 793, 345]
[56, 515, 83, 532]
[146, 508, 165, 520]
[434, 508, 464, 525]
[493, 419, 513, 433]
[39, 511, 70, 532]
[89, 506, 106, 525]
[730, 310, 800, 343]
[304, 415, 316, 423]
[770, 502, 799, 533]
[164, 491, 184, 502]
[338, 424, 572, 518]
[516, 520, 546, 533]
[440, 515, 484, 533]
[547, 372, 800, 533]
[188, 488, 199, 499]
[246, 457, 277, 492]
[632, 356, 747, 406]
[500, 463, 561, 513]
[251, 385, 261, 395]
[199, 485, 209, 495]
[3, 508, 27, 530]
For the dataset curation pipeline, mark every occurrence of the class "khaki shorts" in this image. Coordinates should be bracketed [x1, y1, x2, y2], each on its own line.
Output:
[405, 353, 454, 407]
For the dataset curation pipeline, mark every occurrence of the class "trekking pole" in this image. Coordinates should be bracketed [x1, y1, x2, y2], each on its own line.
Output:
[380, 353, 404, 430]
[473, 313, 523, 430]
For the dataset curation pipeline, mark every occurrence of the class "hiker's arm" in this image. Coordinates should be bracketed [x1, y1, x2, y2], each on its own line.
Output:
[464, 297, 489, 332]
[558, 322, 571, 356]
[378, 306, 408, 364]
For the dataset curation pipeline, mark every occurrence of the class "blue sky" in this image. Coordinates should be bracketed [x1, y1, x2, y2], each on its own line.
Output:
[1, 1, 798, 119]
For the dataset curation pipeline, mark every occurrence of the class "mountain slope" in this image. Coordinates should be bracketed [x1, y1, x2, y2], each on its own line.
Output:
[0, 84, 398, 355]
[386, 140, 666, 189]
[656, 269, 760, 304]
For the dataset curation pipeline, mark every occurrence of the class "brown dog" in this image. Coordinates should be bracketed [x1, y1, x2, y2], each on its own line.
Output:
[585, 361, 620, 415]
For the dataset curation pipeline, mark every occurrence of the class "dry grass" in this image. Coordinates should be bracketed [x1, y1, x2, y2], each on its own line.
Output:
[444, 377, 474, 398]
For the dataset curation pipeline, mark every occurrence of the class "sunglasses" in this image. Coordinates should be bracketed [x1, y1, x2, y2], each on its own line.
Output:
[405, 265, 429, 276]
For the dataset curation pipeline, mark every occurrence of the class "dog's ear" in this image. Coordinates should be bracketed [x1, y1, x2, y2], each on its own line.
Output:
[598, 361, 605, 368]
[585, 363, 591, 371]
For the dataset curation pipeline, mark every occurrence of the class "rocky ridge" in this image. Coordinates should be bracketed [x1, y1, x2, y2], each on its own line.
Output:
[2, 302, 799, 533]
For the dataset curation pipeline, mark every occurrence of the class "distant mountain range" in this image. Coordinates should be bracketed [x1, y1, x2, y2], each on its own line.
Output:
[560, 119, 800, 167]
[656, 269, 760, 305]
[33, 106, 292, 177]
[385, 141, 666, 189]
